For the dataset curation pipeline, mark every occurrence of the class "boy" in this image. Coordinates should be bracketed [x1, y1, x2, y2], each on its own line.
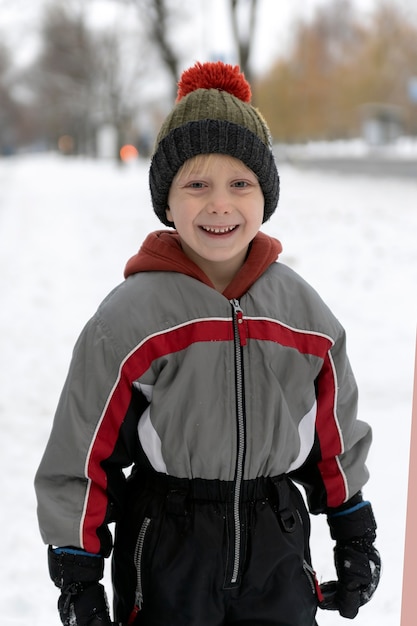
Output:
[35, 61, 380, 626]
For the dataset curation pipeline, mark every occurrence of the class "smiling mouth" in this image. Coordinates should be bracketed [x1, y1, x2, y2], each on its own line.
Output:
[200, 225, 238, 234]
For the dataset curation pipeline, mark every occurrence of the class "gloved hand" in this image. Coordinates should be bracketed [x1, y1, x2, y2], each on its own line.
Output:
[320, 495, 381, 619]
[48, 546, 114, 626]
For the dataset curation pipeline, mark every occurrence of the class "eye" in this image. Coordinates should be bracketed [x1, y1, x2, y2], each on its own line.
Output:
[189, 181, 205, 188]
[183, 180, 207, 189]
[232, 180, 248, 188]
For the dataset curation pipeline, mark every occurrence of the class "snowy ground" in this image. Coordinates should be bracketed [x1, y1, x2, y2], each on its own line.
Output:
[0, 153, 416, 625]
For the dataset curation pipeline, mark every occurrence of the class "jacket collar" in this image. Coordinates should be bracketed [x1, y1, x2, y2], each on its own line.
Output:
[124, 230, 282, 300]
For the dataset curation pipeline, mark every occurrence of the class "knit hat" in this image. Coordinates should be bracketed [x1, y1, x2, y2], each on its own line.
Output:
[149, 61, 279, 227]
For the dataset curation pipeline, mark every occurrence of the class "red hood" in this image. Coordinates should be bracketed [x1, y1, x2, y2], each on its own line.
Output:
[124, 230, 282, 300]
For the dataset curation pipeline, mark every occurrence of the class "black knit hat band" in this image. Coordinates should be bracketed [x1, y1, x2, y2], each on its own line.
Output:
[150, 119, 280, 227]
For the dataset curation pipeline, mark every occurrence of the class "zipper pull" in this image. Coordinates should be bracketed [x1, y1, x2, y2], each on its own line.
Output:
[127, 603, 141, 624]
[231, 299, 247, 347]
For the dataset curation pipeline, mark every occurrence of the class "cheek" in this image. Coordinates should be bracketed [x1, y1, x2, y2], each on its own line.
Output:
[248, 202, 264, 227]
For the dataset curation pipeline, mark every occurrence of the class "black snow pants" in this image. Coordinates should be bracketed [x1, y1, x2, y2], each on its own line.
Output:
[112, 471, 319, 626]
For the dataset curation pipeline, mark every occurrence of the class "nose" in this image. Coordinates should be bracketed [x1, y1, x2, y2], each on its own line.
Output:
[206, 189, 231, 214]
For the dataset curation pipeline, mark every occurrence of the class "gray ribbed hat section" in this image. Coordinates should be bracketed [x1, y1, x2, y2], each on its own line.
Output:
[149, 119, 279, 227]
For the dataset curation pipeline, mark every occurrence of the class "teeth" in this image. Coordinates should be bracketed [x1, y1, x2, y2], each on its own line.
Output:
[202, 225, 236, 234]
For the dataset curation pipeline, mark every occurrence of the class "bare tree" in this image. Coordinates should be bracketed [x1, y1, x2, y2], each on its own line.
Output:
[94, 25, 147, 157]
[229, 0, 259, 84]
[121, 0, 185, 99]
[0, 43, 18, 154]
[22, 0, 146, 157]
[123, 0, 260, 95]
[28, 3, 99, 153]
[142, 0, 181, 87]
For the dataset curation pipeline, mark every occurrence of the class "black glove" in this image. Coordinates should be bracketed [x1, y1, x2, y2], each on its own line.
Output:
[48, 546, 114, 626]
[321, 495, 381, 619]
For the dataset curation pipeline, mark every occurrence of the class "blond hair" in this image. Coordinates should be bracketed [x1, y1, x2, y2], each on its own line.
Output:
[174, 154, 259, 182]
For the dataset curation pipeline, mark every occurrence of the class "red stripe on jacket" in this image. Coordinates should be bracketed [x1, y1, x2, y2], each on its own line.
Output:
[315, 352, 346, 506]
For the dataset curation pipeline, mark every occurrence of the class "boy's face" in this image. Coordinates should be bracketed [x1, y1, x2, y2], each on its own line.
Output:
[166, 154, 264, 289]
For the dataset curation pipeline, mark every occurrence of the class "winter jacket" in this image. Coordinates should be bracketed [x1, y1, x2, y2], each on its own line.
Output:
[35, 229, 372, 558]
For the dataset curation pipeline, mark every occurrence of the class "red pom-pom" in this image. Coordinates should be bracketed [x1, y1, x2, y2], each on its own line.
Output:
[176, 61, 251, 103]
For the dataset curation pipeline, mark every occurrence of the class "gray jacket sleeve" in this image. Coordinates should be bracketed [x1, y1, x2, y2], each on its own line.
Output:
[34, 311, 144, 556]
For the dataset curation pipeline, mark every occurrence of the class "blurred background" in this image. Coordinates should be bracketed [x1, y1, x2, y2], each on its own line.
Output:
[1, 0, 417, 163]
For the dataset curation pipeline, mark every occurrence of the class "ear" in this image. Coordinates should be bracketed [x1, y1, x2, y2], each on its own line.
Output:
[166, 207, 174, 224]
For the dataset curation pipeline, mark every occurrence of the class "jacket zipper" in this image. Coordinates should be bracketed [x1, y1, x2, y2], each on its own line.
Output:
[230, 299, 247, 584]
[128, 516, 152, 624]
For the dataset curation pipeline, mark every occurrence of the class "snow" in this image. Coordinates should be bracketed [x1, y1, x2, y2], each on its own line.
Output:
[277, 136, 417, 159]
[1, 151, 416, 625]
